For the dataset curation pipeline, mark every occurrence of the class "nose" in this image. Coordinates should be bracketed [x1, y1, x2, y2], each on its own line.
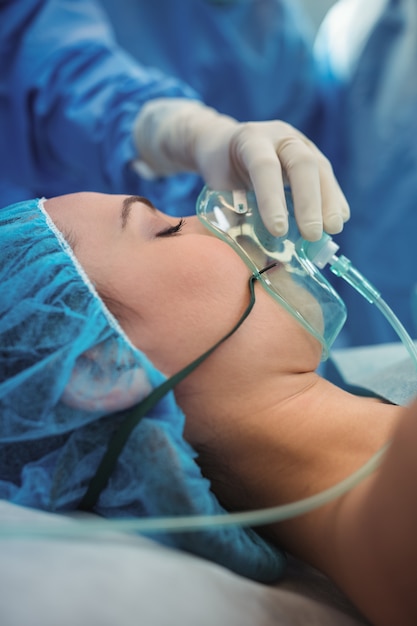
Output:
[183, 215, 216, 238]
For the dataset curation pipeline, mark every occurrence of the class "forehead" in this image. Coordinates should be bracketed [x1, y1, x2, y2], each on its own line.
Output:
[46, 192, 120, 225]
[45, 192, 135, 252]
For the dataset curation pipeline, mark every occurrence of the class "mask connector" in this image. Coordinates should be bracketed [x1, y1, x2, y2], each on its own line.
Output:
[301, 234, 381, 304]
[302, 232, 417, 371]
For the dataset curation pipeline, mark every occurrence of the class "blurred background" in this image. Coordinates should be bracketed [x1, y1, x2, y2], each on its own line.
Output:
[300, 0, 338, 31]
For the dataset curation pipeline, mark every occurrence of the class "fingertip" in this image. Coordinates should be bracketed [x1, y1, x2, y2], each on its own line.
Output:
[266, 213, 289, 237]
[324, 214, 344, 235]
[342, 205, 351, 221]
[340, 195, 351, 221]
[301, 221, 323, 242]
[257, 197, 288, 236]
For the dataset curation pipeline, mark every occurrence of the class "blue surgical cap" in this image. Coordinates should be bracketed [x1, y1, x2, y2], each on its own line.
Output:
[0, 198, 286, 582]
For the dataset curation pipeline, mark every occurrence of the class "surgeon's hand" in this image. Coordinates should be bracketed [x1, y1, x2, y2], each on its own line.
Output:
[134, 98, 349, 241]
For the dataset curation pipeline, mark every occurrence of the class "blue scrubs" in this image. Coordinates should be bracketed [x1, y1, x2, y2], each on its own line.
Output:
[0, 0, 203, 215]
[316, 0, 417, 346]
[98, 0, 322, 133]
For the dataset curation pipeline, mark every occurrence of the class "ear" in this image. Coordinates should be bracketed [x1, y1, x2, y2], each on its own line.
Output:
[62, 346, 152, 412]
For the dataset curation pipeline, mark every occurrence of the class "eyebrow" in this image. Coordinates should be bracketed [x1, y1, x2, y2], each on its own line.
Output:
[121, 195, 156, 229]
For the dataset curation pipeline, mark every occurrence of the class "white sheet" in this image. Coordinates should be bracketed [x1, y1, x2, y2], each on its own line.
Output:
[0, 501, 368, 626]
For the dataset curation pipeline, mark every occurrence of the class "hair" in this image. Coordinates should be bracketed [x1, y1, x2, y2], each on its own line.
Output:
[54, 217, 128, 324]
[97, 288, 128, 325]
[58, 225, 78, 253]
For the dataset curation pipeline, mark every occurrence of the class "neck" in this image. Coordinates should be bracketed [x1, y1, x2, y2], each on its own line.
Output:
[177, 360, 399, 463]
[175, 364, 401, 567]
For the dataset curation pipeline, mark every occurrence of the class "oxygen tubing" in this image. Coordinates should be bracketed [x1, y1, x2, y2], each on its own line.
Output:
[0, 446, 386, 538]
[329, 252, 417, 370]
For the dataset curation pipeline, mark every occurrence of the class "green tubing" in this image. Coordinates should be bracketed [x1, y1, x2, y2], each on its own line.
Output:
[1, 445, 387, 538]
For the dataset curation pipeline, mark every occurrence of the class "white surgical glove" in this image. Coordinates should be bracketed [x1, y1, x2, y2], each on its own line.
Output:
[133, 98, 350, 241]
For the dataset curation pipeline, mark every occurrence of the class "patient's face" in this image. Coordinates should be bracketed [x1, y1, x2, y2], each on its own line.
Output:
[45, 192, 321, 376]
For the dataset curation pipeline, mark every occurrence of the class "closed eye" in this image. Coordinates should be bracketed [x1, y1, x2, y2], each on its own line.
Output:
[156, 218, 185, 237]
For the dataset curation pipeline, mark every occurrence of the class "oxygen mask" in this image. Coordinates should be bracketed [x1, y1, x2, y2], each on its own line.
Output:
[196, 186, 347, 360]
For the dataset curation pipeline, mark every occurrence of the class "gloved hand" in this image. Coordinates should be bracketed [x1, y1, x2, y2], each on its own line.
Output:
[133, 98, 350, 241]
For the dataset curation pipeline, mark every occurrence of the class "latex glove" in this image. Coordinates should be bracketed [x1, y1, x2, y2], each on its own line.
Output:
[133, 98, 350, 240]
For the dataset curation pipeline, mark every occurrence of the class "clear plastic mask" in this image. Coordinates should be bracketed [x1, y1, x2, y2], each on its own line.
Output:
[196, 187, 347, 360]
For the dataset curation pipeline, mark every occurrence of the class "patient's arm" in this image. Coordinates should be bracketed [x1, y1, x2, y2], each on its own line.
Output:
[329, 396, 417, 626]
[205, 385, 415, 626]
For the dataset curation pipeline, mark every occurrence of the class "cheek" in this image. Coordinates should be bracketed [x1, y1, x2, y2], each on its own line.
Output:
[122, 238, 252, 373]
[252, 284, 323, 372]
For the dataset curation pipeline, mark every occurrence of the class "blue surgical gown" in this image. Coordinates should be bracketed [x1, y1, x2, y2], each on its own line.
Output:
[315, 0, 417, 346]
[0, 0, 203, 215]
[97, 0, 322, 132]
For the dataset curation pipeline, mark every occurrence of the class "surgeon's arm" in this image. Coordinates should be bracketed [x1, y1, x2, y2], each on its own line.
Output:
[0, 0, 199, 200]
[0, 0, 349, 236]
